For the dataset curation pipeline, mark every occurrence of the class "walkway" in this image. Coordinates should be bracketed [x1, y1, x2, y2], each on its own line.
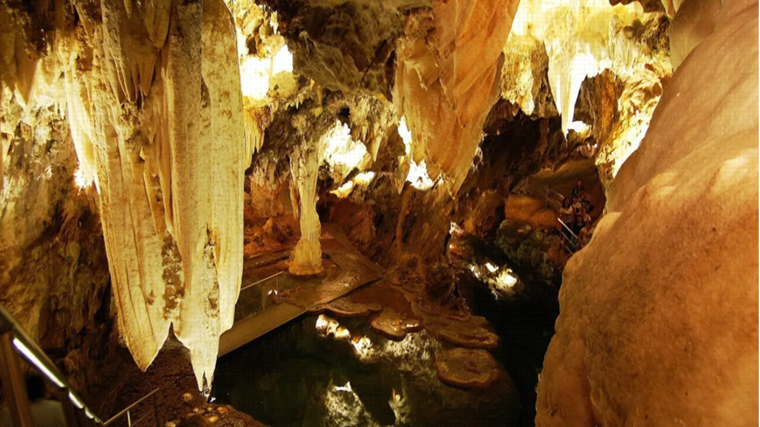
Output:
[218, 227, 382, 356]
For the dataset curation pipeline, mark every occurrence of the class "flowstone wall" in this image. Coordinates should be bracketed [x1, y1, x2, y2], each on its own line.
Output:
[536, 0, 758, 424]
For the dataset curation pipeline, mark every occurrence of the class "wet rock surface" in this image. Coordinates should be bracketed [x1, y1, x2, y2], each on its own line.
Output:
[369, 308, 422, 341]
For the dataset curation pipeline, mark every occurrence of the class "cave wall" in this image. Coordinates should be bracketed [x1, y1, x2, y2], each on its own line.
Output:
[0, 104, 113, 391]
[535, 0, 758, 424]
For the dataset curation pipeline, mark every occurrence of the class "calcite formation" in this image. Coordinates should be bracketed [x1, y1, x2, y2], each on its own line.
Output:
[259, 0, 410, 98]
[289, 144, 325, 276]
[393, 0, 520, 193]
[536, 0, 758, 424]
[0, 104, 112, 390]
[505, 0, 672, 191]
[0, 0, 246, 390]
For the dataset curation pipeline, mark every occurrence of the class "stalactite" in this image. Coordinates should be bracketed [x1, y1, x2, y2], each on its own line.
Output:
[393, 0, 520, 194]
[200, 0, 245, 366]
[48, 0, 245, 390]
[101, 0, 157, 102]
[89, 50, 172, 371]
[59, 40, 97, 187]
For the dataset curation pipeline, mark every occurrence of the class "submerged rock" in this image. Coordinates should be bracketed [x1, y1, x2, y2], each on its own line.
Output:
[435, 348, 500, 389]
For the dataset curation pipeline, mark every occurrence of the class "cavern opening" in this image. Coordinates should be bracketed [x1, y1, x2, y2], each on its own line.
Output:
[0, 0, 757, 425]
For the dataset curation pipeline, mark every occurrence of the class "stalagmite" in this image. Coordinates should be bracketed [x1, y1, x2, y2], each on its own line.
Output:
[393, 0, 520, 194]
[289, 143, 324, 276]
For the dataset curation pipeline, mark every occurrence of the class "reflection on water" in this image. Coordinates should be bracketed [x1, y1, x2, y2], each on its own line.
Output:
[214, 316, 519, 427]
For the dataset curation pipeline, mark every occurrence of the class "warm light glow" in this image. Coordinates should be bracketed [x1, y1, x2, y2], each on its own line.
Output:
[239, 56, 273, 100]
[353, 171, 376, 186]
[496, 269, 518, 289]
[450, 222, 462, 235]
[333, 382, 353, 393]
[239, 42, 294, 100]
[271, 45, 293, 75]
[321, 120, 370, 180]
[407, 160, 436, 190]
[485, 263, 498, 273]
[69, 392, 84, 409]
[335, 326, 351, 339]
[330, 181, 355, 198]
[73, 165, 91, 189]
[316, 314, 348, 339]
[316, 314, 328, 329]
[398, 118, 436, 190]
[398, 118, 413, 156]
[567, 121, 590, 134]
[350, 336, 374, 358]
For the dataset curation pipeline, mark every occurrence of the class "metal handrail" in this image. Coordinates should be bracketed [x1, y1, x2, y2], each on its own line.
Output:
[0, 304, 103, 424]
[557, 217, 578, 240]
[102, 389, 159, 426]
[240, 271, 285, 291]
[0, 304, 161, 427]
[557, 217, 579, 253]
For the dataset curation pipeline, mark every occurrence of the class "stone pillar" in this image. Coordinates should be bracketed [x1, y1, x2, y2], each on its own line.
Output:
[289, 145, 324, 276]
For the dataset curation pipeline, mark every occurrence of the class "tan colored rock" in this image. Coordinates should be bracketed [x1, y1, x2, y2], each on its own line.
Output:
[435, 348, 499, 389]
[310, 298, 382, 317]
[58, 0, 245, 390]
[370, 308, 422, 340]
[393, 0, 520, 193]
[536, 0, 758, 424]
[289, 144, 325, 276]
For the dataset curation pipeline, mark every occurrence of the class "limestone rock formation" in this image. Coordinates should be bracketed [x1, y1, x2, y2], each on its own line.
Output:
[393, 0, 520, 193]
[259, 0, 415, 98]
[536, 0, 758, 424]
[0, 104, 112, 390]
[289, 144, 325, 276]
[0, 0, 247, 390]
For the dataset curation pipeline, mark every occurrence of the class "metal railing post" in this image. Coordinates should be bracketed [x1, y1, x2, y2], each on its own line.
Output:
[0, 331, 34, 427]
[152, 391, 161, 427]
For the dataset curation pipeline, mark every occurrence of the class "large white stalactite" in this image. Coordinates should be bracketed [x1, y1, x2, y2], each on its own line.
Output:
[61, 0, 245, 390]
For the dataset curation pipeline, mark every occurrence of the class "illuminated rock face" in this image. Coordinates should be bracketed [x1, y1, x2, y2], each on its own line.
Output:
[507, 0, 671, 190]
[393, 0, 520, 193]
[1, 0, 246, 390]
[536, 0, 758, 424]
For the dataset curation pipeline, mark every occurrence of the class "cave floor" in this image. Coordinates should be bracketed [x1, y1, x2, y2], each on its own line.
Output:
[220, 227, 382, 356]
